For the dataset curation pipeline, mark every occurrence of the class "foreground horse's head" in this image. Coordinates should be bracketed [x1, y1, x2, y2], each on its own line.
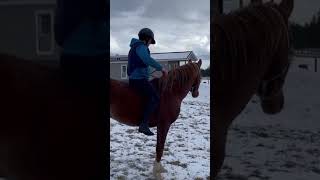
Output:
[255, 0, 293, 114]
[212, 0, 294, 178]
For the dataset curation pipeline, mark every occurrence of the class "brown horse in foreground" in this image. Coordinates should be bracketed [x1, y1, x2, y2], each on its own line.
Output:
[0, 54, 106, 180]
[110, 59, 202, 175]
[213, 0, 293, 178]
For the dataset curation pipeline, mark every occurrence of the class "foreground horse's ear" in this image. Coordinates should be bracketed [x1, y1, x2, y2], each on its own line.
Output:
[188, 59, 192, 64]
[197, 59, 202, 67]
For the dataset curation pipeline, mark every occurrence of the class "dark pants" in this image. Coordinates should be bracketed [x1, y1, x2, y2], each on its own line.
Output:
[129, 79, 160, 125]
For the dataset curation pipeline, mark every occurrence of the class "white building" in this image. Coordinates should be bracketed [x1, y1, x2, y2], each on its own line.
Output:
[110, 51, 198, 80]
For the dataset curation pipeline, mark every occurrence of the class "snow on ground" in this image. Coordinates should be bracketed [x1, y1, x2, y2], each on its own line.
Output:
[110, 80, 210, 180]
[217, 57, 320, 180]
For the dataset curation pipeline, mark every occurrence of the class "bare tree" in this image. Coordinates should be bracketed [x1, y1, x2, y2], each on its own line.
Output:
[251, 0, 263, 3]
[240, 0, 243, 8]
[213, 0, 223, 15]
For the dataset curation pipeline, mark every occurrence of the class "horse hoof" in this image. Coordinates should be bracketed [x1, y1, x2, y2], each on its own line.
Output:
[153, 161, 167, 174]
[153, 172, 164, 180]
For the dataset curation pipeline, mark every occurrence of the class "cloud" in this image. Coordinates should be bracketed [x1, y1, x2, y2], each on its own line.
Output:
[110, 35, 120, 53]
[110, 0, 210, 62]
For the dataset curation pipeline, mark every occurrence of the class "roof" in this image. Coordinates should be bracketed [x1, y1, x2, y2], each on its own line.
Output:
[0, 0, 56, 6]
[294, 49, 320, 58]
[110, 51, 198, 62]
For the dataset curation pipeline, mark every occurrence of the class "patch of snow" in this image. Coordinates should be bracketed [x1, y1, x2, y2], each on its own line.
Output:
[110, 80, 210, 179]
[217, 57, 320, 179]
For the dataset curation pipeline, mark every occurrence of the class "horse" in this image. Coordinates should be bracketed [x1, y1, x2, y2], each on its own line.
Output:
[110, 59, 202, 175]
[0, 53, 107, 180]
[212, 0, 293, 178]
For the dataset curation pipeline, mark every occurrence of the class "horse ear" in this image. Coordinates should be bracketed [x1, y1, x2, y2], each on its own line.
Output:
[197, 59, 202, 67]
[188, 59, 192, 64]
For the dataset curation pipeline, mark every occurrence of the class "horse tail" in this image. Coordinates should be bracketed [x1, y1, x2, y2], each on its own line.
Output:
[278, 0, 294, 19]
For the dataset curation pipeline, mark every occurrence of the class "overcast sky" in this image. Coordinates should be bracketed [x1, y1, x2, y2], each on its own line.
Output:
[290, 0, 320, 24]
[110, 0, 210, 69]
[110, 0, 320, 70]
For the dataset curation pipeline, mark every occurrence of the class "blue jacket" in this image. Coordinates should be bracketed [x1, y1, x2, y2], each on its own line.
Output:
[128, 38, 163, 79]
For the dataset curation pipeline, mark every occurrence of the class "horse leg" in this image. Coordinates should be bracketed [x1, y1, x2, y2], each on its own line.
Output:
[213, 119, 230, 178]
[153, 124, 170, 175]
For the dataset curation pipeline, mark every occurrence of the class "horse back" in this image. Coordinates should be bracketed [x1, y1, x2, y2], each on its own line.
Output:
[110, 79, 162, 127]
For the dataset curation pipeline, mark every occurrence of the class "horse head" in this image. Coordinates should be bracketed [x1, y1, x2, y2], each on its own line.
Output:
[257, 61, 289, 114]
[255, 0, 293, 115]
[188, 59, 202, 98]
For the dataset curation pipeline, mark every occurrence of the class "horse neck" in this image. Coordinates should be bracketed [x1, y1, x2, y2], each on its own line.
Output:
[165, 67, 196, 101]
[172, 81, 192, 102]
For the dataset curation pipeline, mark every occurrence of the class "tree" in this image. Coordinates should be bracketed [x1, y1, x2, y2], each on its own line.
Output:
[289, 8, 320, 49]
[200, 66, 210, 77]
[240, 0, 243, 8]
[251, 0, 262, 4]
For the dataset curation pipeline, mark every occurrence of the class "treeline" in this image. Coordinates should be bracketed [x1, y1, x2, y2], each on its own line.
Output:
[290, 9, 320, 49]
[200, 66, 210, 77]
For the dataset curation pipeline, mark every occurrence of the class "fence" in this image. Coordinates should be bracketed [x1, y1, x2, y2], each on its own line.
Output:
[294, 50, 320, 72]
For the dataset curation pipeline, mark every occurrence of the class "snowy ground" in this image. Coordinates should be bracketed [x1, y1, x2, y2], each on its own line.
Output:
[110, 80, 210, 180]
[217, 57, 320, 180]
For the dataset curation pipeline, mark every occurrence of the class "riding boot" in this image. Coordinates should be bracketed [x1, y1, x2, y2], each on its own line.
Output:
[129, 79, 159, 136]
[139, 105, 155, 136]
[139, 119, 154, 136]
[139, 94, 158, 136]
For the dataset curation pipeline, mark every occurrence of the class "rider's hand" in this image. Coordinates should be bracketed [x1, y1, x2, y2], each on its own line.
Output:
[161, 68, 168, 77]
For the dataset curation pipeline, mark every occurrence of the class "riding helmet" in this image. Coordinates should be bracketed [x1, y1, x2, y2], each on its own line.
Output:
[138, 28, 156, 44]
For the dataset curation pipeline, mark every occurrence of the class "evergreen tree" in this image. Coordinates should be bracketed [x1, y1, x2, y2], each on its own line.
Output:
[289, 8, 320, 49]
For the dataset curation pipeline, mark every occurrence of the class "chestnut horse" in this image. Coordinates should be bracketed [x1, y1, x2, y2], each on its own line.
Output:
[0, 53, 106, 180]
[110, 59, 202, 174]
[213, 0, 293, 178]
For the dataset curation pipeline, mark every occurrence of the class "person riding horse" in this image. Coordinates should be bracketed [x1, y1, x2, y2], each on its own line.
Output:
[127, 28, 168, 136]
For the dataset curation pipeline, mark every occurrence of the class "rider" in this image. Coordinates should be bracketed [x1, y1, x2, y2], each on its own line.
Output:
[127, 28, 168, 136]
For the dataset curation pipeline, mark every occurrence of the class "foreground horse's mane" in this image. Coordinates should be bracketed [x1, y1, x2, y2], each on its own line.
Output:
[156, 62, 200, 93]
[213, 2, 292, 81]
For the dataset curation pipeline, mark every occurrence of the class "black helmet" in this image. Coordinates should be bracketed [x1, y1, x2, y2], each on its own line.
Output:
[138, 28, 156, 44]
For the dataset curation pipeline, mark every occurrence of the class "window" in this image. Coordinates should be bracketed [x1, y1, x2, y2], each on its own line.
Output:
[171, 63, 174, 69]
[35, 10, 54, 55]
[121, 65, 127, 79]
[39, 14, 51, 34]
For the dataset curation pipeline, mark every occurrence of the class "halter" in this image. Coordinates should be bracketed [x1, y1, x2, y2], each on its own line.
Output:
[258, 63, 289, 100]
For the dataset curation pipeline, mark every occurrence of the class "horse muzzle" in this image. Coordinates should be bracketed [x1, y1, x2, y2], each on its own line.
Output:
[260, 91, 284, 114]
[192, 90, 199, 98]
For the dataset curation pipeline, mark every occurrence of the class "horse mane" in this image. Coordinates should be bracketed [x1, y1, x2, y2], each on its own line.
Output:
[213, 1, 292, 82]
[155, 62, 200, 93]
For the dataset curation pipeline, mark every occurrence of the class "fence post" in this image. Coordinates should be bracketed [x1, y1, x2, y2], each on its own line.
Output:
[315, 57, 318, 72]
